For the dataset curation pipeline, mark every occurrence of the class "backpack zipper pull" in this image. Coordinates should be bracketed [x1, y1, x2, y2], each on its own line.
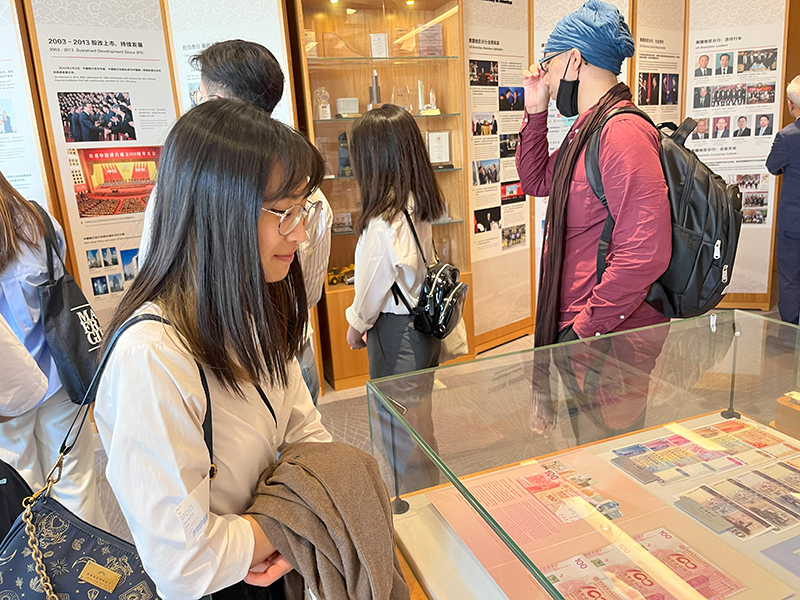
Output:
[722, 265, 729, 283]
[714, 240, 722, 260]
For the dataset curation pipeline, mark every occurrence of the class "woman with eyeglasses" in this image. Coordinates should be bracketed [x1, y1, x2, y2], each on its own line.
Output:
[94, 99, 331, 599]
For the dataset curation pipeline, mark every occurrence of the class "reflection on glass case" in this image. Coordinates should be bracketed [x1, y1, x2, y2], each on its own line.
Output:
[367, 311, 800, 599]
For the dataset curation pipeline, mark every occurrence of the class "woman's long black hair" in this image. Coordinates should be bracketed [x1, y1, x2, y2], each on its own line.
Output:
[103, 99, 325, 394]
[350, 104, 445, 234]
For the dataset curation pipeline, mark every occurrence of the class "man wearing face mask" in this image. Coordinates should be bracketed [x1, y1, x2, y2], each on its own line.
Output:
[516, 0, 671, 347]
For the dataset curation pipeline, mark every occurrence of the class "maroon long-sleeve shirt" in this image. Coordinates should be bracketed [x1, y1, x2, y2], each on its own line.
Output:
[518, 102, 672, 338]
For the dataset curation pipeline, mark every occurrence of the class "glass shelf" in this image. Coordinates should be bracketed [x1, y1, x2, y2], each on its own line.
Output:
[324, 167, 461, 181]
[307, 55, 459, 67]
[313, 112, 461, 123]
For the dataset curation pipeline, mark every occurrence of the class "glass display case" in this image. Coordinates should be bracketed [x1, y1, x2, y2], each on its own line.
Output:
[292, 0, 470, 390]
[366, 311, 800, 599]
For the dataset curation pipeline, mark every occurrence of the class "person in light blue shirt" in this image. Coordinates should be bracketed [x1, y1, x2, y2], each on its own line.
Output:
[0, 171, 106, 528]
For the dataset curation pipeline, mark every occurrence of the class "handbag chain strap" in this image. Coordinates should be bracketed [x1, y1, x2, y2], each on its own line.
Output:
[22, 496, 58, 599]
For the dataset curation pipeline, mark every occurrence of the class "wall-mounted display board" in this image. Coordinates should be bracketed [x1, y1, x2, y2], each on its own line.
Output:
[0, 0, 49, 208]
[634, 0, 685, 125]
[164, 0, 295, 124]
[22, 0, 179, 322]
[684, 0, 790, 308]
[464, 0, 533, 350]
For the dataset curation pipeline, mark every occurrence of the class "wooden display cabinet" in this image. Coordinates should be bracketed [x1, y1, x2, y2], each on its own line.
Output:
[292, 0, 473, 390]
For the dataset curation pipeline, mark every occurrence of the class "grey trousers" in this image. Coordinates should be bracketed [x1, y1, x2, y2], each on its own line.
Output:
[367, 313, 441, 495]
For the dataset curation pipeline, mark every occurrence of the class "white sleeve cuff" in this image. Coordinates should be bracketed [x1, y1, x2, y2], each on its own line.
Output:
[345, 305, 372, 334]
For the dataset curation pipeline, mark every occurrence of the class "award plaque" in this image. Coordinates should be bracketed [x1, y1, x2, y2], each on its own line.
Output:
[426, 131, 453, 169]
[338, 132, 353, 178]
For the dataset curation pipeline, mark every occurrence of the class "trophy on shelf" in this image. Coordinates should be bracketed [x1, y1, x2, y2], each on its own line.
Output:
[391, 85, 413, 113]
[417, 80, 441, 115]
[368, 70, 382, 111]
[315, 87, 332, 120]
[338, 132, 353, 178]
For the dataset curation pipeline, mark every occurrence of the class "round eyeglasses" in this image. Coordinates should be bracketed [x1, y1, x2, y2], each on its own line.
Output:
[538, 49, 570, 74]
[262, 199, 323, 236]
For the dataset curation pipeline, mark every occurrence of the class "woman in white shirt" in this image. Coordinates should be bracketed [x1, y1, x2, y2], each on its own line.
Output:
[0, 172, 105, 527]
[94, 99, 331, 599]
[0, 314, 46, 421]
[345, 104, 445, 495]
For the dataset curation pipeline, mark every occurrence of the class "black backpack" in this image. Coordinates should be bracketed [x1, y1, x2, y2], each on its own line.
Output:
[391, 210, 469, 339]
[584, 108, 743, 319]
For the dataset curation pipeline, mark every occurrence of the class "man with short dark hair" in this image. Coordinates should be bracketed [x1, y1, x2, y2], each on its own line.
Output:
[756, 114, 773, 136]
[78, 102, 102, 141]
[140, 40, 332, 404]
[733, 116, 751, 137]
[767, 75, 800, 324]
[716, 53, 732, 75]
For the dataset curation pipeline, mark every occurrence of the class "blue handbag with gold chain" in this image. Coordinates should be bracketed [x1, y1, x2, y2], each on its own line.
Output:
[0, 315, 216, 600]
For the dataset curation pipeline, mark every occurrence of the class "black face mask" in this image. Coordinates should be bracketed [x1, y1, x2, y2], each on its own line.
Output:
[556, 58, 580, 118]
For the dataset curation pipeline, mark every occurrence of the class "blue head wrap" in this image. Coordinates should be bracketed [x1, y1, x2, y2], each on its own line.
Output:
[544, 0, 635, 75]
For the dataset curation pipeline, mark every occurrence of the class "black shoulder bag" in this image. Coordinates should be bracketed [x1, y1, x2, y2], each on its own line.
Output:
[31, 202, 104, 404]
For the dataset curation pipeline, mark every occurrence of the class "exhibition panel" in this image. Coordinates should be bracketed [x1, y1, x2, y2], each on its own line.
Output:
[292, 0, 473, 389]
[367, 311, 800, 599]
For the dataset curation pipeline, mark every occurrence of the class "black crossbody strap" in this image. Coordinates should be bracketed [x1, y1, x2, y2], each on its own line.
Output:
[61, 314, 217, 480]
[401, 209, 427, 265]
[197, 365, 216, 480]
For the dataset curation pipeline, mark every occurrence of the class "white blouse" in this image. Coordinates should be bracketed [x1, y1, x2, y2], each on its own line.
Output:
[94, 305, 331, 599]
[345, 200, 433, 333]
[0, 314, 47, 417]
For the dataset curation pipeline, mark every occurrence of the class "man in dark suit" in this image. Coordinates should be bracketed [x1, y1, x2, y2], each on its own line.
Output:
[691, 119, 709, 140]
[69, 106, 82, 141]
[713, 118, 729, 138]
[755, 114, 773, 136]
[766, 75, 800, 324]
[499, 89, 512, 111]
[78, 103, 102, 141]
[694, 86, 711, 108]
[733, 116, 751, 137]
[695, 55, 711, 77]
[716, 53, 733, 75]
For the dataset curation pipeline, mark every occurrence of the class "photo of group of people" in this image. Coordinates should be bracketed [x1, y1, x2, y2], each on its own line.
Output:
[498, 87, 524, 111]
[70, 147, 159, 218]
[746, 83, 776, 105]
[0, 99, 16, 134]
[743, 208, 768, 224]
[691, 114, 773, 139]
[502, 224, 525, 249]
[738, 48, 778, 73]
[472, 112, 498, 136]
[693, 84, 756, 108]
[58, 91, 135, 143]
[637, 73, 679, 106]
[500, 134, 518, 158]
[733, 173, 770, 190]
[743, 191, 768, 207]
[469, 60, 498, 86]
[473, 206, 501, 233]
[472, 159, 499, 185]
[695, 49, 777, 79]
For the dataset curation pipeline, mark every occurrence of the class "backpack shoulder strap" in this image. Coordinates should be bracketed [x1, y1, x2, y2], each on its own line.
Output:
[584, 106, 656, 284]
[401, 209, 427, 265]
